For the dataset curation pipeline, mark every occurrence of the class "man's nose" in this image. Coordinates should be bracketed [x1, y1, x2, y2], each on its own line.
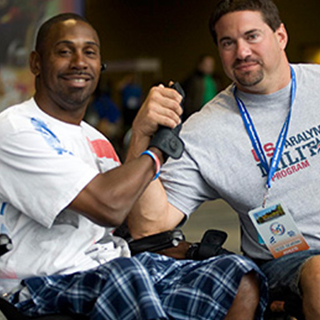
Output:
[236, 39, 252, 60]
[70, 52, 88, 69]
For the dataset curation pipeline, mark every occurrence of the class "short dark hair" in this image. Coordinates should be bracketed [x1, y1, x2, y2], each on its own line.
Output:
[35, 13, 89, 53]
[209, 0, 282, 44]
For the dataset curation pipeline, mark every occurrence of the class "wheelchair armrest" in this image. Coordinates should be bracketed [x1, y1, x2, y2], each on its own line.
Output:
[127, 229, 232, 260]
[128, 229, 185, 255]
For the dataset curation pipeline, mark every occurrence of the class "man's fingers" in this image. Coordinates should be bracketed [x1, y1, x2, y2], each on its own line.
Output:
[131, 84, 183, 139]
[151, 86, 183, 117]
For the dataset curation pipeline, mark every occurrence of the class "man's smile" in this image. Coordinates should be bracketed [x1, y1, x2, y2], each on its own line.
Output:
[59, 73, 93, 87]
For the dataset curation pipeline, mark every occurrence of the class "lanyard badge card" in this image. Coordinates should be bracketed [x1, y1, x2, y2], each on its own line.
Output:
[234, 66, 309, 258]
[248, 203, 309, 258]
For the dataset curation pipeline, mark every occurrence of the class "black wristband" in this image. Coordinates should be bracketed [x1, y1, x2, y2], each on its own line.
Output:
[148, 82, 185, 162]
[148, 126, 184, 161]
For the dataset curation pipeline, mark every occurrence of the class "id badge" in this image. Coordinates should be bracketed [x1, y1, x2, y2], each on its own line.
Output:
[248, 203, 309, 258]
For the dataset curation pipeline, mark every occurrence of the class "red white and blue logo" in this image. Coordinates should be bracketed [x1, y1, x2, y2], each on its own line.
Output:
[270, 222, 285, 236]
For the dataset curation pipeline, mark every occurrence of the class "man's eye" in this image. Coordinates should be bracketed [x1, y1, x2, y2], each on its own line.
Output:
[221, 40, 233, 49]
[59, 50, 71, 56]
[86, 50, 96, 56]
[247, 34, 259, 42]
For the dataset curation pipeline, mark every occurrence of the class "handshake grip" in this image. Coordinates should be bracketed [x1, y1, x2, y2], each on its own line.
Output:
[148, 82, 185, 162]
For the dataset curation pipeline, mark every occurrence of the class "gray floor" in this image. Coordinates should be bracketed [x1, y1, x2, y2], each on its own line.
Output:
[180, 199, 242, 254]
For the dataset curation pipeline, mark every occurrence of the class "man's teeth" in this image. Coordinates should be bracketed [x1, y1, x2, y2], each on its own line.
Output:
[73, 79, 86, 83]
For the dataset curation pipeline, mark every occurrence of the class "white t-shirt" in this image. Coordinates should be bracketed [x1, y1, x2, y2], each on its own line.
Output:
[0, 98, 128, 293]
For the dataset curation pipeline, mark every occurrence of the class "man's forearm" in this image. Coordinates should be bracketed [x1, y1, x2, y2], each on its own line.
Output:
[126, 129, 184, 239]
[70, 154, 161, 227]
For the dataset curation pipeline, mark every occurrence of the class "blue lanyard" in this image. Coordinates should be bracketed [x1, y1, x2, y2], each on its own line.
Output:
[233, 66, 296, 203]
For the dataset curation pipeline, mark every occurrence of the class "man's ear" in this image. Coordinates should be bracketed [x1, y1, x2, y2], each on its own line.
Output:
[29, 51, 41, 76]
[276, 23, 288, 51]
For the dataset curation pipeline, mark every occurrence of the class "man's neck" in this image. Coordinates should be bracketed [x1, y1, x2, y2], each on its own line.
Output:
[34, 94, 87, 125]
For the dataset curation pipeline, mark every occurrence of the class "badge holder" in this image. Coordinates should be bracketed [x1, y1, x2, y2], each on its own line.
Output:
[249, 203, 309, 258]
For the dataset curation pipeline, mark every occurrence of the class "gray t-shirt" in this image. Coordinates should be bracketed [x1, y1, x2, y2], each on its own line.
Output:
[161, 63, 320, 260]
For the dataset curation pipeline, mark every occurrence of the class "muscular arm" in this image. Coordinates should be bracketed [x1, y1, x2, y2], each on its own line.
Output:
[127, 178, 185, 239]
[70, 153, 159, 227]
[70, 85, 184, 229]
[125, 85, 186, 239]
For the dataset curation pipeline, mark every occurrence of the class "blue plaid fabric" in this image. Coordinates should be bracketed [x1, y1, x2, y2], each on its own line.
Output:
[12, 252, 267, 320]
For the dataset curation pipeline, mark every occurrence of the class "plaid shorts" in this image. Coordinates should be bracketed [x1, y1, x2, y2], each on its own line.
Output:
[12, 252, 267, 320]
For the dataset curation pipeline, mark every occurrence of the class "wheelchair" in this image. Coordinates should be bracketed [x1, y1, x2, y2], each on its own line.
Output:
[0, 230, 304, 320]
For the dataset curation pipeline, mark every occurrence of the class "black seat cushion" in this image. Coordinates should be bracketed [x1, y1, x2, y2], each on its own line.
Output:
[0, 297, 88, 320]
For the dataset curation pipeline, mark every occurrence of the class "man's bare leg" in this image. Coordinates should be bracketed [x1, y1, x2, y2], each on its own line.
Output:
[225, 271, 260, 320]
[299, 255, 320, 320]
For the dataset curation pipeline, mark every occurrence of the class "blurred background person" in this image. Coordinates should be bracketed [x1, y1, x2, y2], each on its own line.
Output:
[117, 72, 143, 135]
[182, 54, 222, 121]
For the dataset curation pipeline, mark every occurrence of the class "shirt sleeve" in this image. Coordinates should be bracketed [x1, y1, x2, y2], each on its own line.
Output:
[160, 147, 220, 218]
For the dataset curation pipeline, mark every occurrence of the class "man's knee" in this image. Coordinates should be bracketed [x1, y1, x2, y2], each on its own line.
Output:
[300, 255, 320, 294]
[225, 271, 261, 320]
[238, 271, 260, 302]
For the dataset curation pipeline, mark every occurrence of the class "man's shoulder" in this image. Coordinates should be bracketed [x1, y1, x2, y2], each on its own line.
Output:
[182, 85, 236, 135]
[201, 84, 235, 113]
[81, 120, 110, 141]
[291, 63, 320, 95]
[0, 98, 36, 136]
[293, 62, 320, 70]
[0, 98, 34, 117]
[292, 63, 320, 78]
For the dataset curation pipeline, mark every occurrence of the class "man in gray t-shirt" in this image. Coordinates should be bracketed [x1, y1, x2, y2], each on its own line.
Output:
[128, 1, 320, 319]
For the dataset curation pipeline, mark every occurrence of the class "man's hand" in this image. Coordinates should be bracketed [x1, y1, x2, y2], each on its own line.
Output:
[126, 84, 183, 161]
[133, 84, 183, 137]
